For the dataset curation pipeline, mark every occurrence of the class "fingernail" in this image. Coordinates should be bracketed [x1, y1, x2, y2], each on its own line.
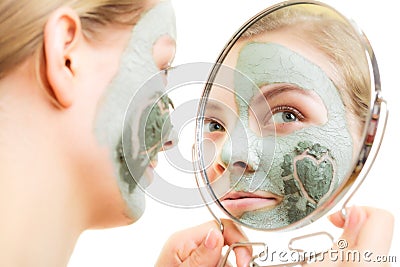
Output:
[205, 228, 218, 249]
[345, 206, 366, 242]
[344, 207, 353, 228]
[327, 210, 340, 221]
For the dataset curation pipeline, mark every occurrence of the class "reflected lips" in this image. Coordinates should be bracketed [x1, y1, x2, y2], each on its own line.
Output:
[220, 191, 283, 217]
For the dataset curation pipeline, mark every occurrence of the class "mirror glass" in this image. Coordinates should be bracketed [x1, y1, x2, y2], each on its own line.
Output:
[196, 2, 377, 230]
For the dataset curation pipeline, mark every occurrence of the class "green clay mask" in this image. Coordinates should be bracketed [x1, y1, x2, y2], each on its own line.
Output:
[219, 42, 353, 229]
[94, 1, 176, 221]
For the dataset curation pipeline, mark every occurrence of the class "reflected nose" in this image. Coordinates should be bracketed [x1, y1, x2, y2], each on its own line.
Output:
[220, 135, 259, 176]
[223, 158, 256, 177]
[231, 160, 255, 175]
[152, 34, 176, 71]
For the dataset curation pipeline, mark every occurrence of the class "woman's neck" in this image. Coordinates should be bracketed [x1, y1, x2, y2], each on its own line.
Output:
[0, 70, 87, 266]
[0, 138, 85, 266]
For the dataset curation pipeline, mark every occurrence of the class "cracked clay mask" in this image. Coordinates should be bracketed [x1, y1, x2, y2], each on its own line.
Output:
[230, 42, 353, 228]
[198, 0, 377, 239]
[204, 40, 357, 229]
[94, 1, 176, 221]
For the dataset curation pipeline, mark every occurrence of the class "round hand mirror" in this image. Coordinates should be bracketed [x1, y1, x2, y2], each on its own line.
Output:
[194, 0, 387, 234]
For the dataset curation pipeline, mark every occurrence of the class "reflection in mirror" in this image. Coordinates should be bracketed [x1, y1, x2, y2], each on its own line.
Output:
[200, 3, 372, 230]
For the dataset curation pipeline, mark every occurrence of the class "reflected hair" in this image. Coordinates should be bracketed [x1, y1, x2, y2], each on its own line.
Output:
[240, 5, 371, 133]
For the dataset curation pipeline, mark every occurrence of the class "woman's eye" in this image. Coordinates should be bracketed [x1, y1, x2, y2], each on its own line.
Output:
[267, 106, 304, 125]
[272, 111, 299, 123]
[204, 120, 225, 133]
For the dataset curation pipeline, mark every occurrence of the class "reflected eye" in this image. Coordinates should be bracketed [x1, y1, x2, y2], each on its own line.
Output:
[273, 111, 298, 123]
[268, 106, 304, 125]
[204, 119, 226, 133]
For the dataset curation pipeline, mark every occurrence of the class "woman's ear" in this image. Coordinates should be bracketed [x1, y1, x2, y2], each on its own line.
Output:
[43, 7, 82, 108]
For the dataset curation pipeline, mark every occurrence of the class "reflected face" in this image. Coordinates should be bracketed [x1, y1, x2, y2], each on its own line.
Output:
[94, 1, 176, 222]
[204, 39, 354, 228]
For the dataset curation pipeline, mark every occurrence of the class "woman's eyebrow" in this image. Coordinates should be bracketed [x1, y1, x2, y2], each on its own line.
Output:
[251, 84, 313, 108]
[205, 101, 225, 113]
[260, 83, 309, 100]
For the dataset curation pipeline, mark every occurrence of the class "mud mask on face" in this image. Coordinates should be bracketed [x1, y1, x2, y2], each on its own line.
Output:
[222, 42, 353, 228]
[94, 1, 176, 221]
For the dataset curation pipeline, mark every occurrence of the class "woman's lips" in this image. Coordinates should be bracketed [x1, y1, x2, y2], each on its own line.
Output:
[143, 160, 158, 188]
[220, 191, 283, 217]
[149, 160, 158, 169]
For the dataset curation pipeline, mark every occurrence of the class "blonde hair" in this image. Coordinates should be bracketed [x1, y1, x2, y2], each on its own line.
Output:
[0, 0, 148, 80]
[241, 5, 371, 131]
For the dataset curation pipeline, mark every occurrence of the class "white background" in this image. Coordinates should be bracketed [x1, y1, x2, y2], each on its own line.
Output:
[69, 0, 399, 266]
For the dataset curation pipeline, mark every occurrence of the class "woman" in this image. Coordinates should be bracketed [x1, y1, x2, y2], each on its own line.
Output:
[0, 0, 251, 266]
[0, 1, 392, 266]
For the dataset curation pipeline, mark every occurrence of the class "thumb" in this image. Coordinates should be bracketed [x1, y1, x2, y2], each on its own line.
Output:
[181, 228, 224, 267]
[328, 206, 394, 251]
[335, 206, 368, 249]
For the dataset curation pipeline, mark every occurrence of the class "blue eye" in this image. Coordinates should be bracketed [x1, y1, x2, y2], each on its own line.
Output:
[205, 120, 225, 133]
[273, 111, 298, 123]
[269, 106, 304, 125]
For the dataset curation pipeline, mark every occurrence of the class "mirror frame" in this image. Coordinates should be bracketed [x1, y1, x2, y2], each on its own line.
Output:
[194, 0, 388, 231]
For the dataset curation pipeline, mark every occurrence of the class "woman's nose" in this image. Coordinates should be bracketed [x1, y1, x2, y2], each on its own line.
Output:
[161, 128, 178, 151]
[223, 156, 256, 177]
[220, 132, 260, 176]
[231, 160, 255, 175]
[152, 34, 176, 71]
[152, 34, 176, 150]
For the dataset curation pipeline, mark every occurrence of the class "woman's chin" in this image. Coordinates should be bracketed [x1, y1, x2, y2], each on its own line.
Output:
[124, 187, 146, 223]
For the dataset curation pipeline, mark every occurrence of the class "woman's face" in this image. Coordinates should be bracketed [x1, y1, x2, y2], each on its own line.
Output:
[70, 1, 176, 226]
[204, 29, 358, 228]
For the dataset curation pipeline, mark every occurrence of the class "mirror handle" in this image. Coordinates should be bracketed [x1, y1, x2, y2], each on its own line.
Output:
[218, 232, 334, 266]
